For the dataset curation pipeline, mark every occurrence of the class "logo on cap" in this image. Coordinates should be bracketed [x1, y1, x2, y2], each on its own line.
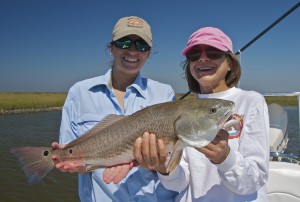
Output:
[127, 17, 143, 28]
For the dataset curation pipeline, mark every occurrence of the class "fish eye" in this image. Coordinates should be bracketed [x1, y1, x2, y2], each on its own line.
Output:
[209, 107, 217, 114]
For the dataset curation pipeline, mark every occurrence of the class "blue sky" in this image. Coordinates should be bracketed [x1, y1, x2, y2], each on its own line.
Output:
[1, 0, 299, 93]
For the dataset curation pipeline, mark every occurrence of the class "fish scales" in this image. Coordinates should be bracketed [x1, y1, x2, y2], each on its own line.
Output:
[10, 98, 235, 185]
[62, 101, 181, 161]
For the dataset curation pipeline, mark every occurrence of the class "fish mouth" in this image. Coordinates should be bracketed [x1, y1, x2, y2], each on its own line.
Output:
[216, 108, 234, 129]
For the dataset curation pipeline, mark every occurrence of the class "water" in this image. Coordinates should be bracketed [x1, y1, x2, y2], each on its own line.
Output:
[283, 107, 300, 156]
[0, 108, 299, 202]
[0, 111, 78, 202]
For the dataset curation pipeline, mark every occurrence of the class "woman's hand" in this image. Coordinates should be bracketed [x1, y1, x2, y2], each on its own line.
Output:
[51, 142, 87, 173]
[102, 132, 169, 184]
[196, 129, 230, 164]
[134, 132, 168, 174]
[103, 161, 137, 184]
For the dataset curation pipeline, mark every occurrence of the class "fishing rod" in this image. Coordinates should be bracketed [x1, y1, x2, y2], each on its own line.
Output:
[179, 2, 300, 100]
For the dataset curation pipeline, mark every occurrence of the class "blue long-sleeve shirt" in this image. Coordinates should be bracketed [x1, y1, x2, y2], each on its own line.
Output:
[59, 69, 178, 202]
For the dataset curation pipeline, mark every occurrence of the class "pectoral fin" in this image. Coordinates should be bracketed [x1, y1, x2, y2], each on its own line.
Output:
[166, 140, 187, 173]
[85, 165, 102, 172]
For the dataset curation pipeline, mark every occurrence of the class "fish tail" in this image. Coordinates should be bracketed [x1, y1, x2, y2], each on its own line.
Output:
[10, 147, 55, 185]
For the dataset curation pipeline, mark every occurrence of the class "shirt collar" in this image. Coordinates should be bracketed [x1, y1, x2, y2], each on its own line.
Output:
[87, 69, 147, 99]
[197, 87, 239, 99]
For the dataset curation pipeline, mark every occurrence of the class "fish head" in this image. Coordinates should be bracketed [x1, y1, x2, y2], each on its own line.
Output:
[175, 98, 235, 148]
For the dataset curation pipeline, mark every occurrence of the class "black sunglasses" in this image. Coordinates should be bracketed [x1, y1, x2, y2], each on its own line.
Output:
[112, 37, 151, 52]
[187, 50, 228, 62]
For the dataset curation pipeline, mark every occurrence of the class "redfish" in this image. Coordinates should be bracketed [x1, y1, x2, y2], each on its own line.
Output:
[10, 98, 234, 185]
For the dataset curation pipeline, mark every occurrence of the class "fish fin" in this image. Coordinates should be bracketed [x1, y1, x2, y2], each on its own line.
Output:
[166, 140, 186, 174]
[10, 147, 54, 185]
[65, 114, 126, 149]
[85, 164, 103, 172]
[98, 114, 126, 129]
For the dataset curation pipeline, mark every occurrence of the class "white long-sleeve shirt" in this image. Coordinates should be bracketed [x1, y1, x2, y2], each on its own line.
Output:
[159, 87, 270, 202]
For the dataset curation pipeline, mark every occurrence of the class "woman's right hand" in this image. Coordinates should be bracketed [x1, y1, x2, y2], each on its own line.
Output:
[195, 129, 230, 164]
[134, 132, 169, 174]
[51, 142, 87, 173]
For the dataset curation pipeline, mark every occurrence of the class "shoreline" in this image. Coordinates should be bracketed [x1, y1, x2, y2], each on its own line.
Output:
[1, 93, 297, 115]
[1, 102, 298, 115]
[0, 107, 62, 115]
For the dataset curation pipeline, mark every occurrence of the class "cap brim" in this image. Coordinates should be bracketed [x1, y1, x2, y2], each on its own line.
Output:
[182, 41, 229, 55]
[113, 30, 152, 47]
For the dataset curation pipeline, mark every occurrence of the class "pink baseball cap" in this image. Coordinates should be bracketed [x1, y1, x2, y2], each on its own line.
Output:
[182, 27, 233, 56]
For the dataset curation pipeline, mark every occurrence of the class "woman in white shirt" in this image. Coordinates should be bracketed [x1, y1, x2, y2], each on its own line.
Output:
[134, 27, 270, 202]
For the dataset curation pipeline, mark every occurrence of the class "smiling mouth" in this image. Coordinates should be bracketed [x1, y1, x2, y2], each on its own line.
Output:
[196, 66, 213, 71]
[124, 57, 138, 63]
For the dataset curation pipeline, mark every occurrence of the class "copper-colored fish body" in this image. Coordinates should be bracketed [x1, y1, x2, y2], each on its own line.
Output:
[10, 98, 235, 185]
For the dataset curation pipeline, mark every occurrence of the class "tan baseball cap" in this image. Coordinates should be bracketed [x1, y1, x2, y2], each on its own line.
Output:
[112, 16, 152, 47]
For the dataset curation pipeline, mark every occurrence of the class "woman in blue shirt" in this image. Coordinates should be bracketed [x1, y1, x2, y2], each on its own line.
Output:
[51, 16, 177, 202]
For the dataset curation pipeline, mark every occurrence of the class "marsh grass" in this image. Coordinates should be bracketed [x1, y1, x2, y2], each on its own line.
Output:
[0, 92, 297, 112]
[0, 92, 67, 110]
[264, 96, 297, 107]
[176, 93, 298, 107]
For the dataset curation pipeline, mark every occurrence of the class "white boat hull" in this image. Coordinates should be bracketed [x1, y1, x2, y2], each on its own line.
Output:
[268, 103, 288, 153]
[267, 161, 300, 202]
[267, 102, 300, 201]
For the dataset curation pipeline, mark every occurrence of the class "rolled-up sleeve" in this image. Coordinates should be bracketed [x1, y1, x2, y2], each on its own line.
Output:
[59, 86, 80, 144]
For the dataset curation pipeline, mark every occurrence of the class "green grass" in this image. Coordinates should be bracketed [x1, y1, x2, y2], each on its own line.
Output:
[264, 96, 297, 107]
[0, 92, 297, 111]
[0, 92, 67, 110]
[176, 93, 298, 107]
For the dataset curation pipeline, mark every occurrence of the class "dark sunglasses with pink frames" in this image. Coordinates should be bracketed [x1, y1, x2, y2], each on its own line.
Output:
[187, 49, 229, 62]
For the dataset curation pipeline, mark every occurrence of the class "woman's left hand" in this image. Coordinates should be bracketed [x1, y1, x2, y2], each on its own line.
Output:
[103, 162, 136, 184]
[196, 129, 230, 164]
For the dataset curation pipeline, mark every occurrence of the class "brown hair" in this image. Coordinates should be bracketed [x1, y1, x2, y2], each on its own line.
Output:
[182, 52, 241, 94]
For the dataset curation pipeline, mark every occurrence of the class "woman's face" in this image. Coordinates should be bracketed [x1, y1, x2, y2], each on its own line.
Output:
[188, 45, 231, 93]
[111, 35, 150, 76]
